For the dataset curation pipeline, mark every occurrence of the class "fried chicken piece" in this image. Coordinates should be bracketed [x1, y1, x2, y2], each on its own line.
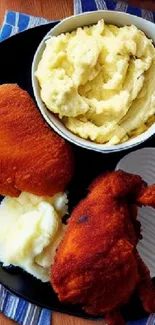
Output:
[0, 84, 73, 197]
[51, 170, 155, 325]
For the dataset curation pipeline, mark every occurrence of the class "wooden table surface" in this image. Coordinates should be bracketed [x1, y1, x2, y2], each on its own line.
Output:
[0, 0, 155, 325]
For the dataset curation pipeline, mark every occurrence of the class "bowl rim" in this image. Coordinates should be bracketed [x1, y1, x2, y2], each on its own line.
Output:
[31, 10, 155, 153]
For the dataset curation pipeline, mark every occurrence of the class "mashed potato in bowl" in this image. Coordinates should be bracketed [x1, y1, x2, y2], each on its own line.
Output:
[35, 19, 155, 145]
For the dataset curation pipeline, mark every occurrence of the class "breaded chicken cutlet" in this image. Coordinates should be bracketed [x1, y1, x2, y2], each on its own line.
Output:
[0, 84, 74, 197]
[51, 170, 155, 325]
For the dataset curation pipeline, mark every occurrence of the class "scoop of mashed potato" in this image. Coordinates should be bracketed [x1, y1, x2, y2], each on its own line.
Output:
[0, 192, 67, 282]
[36, 20, 155, 144]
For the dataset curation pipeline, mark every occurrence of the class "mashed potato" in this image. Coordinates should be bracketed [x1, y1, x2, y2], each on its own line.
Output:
[0, 192, 67, 282]
[36, 20, 155, 144]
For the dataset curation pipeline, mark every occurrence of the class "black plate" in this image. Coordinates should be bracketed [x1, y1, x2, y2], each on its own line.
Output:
[0, 21, 155, 321]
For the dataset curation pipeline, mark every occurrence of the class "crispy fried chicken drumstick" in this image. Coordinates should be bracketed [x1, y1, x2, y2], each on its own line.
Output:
[0, 84, 73, 197]
[51, 170, 155, 325]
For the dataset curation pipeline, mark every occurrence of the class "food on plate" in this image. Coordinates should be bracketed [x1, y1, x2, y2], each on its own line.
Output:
[0, 84, 74, 197]
[51, 170, 155, 324]
[36, 20, 155, 145]
[0, 191, 67, 282]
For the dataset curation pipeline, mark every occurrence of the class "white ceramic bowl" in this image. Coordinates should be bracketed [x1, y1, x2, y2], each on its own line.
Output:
[32, 10, 155, 153]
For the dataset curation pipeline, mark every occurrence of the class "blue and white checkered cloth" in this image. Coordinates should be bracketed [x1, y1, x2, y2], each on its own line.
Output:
[0, 11, 48, 41]
[0, 1, 155, 324]
[74, 0, 155, 21]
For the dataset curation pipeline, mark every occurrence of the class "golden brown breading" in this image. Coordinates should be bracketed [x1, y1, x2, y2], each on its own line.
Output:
[0, 84, 74, 197]
[51, 170, 155, 324]
[137, 185, 155, 207]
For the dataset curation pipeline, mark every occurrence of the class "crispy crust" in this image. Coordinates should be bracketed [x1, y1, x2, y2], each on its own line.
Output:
[51, 170, 155, 318]
[0, 84, 74, 197]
